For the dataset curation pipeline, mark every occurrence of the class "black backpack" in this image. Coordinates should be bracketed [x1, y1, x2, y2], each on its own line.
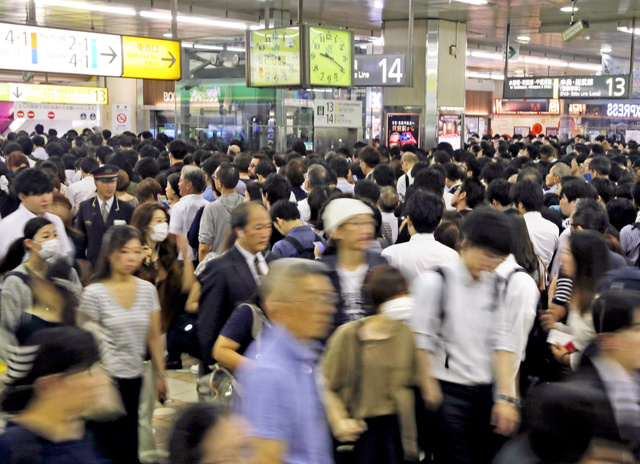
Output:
[596, 266, 640, 293]
[284, 234, 321, 260]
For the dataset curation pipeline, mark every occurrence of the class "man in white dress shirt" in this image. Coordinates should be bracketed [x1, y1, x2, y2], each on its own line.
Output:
[65, 157, 99, 214]
[0, 169, 71, 262]
[397, 152, 418, 201]
[511, 179, 559, 270]
[169, 166, 208, 261]
[382, 190, 458, 283]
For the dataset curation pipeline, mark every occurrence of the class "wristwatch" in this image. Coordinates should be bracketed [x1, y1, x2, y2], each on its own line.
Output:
[496, 394, 521, 408]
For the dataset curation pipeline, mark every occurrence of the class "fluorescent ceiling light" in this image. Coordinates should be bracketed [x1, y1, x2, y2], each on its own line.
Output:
[227, 46, 246, 52]
[470, 51, 503, 60]
[517, 36, 531, 42]
[141, 9, 253, 30]
[27, 0, 136, 15]
[163, 33, 173, 38]
[522, 56, 568, 67]
[194, 44, 223, 50]
[600, 45, 612, 54]
[560, 6, 578, 12]
[617, 27, 640, 35]
[568, 62, 602, 71]
[466, 71, 503, 80]
[455, 0, 488, 4]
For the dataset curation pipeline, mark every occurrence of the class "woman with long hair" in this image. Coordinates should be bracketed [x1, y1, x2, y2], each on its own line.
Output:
[131, 202, 197, 368]
[164, 172, 182, 210]
[551, 230, 610, 369]
[503, 208, 543, 286]
[78, 225, 167, 464]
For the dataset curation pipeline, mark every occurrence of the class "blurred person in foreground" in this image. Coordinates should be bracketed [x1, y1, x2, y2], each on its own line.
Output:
[495, 290, 640, 463]
[236, 258, 337, 464]
[410, 208, 521, 464]
[0, 327, 109, 463]
[169, 403, 253, 464]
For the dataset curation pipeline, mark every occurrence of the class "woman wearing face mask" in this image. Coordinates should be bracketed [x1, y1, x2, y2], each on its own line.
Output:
[131, 202, 197, 369]
[0, 217, 82, 346]
[322, 264, 421, 464]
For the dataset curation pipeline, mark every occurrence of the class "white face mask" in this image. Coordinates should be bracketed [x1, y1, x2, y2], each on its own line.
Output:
[379, 296, 415, 323]
[34, 238, 60, 260]
[150, 222, 169, 242]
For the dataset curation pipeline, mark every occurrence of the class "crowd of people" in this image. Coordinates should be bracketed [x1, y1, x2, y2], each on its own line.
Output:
[0, 124, 638, 464]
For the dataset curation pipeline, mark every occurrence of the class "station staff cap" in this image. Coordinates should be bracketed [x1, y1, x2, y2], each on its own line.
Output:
[91, 164, 119, 181]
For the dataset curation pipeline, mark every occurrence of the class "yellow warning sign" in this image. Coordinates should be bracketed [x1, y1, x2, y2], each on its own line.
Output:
[121, 36, 181, 80]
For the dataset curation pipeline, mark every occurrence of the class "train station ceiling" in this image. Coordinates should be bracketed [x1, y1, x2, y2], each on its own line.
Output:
[3, 0, 640, 77]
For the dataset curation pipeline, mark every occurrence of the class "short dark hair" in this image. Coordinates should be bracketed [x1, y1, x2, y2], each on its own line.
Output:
[16, 136, 34, 156]
[231, 201, 267, 230]
[572, 198, 610, 234]
[216, 163, 240, 189]
[45, 142, 65, 158]
[511, 179, 544, 212]
[562, 179, 598, 203]
[354, 179, 381, 203]
[79, 156, 99, 174]
[95, 146, 113, 164]
[15, 168, 54, 196]
[460, 178, 486, 209]
[139, 145, 160, 159]
[481, 162, 506, 185]
[363, 265, 409, 310]
[285, 158, 306, 187]
[592, 290, 640, 334]
[444, 162, 461, 182]
[262, 173, 291, 205]
[169, 403, 230, 464]
[371, 164, 396, 187]
[169, 140, 188, 160]
[269, 200, 301, 222]
[255, 159, 276, 179]
[135, 178, 163, 203]
[525, 143, 540, 159]
[589, 156, 611, 176]
[359, 146, 381, 168]
[461, 208, 513, 256]
[405, 190, 444, 234]
[32, 135, 45, 147]
[135, 157, 160, 180]
[606, 198, 637, 232]
[486, 179, 512, 207]
[234, 153, 251, 173]
[414, 168, 445, 197]
[307, 164, 331, 189]
[589, 177, 615, 204]
[329, 157, 349, 178]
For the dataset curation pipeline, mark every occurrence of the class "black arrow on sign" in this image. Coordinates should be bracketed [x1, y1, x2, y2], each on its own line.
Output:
[161, 51, 176, 68]
[101, 46, 117, 64]
[12, 88, 22, 99]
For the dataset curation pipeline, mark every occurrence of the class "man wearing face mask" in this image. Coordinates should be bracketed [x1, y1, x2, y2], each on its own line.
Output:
[75, 165, 135, 268]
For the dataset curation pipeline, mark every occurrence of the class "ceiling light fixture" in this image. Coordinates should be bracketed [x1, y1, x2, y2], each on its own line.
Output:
[27, 0, 136, 15]
[617, 27, 640, 35]
[517, 36, 531, 42]
[600, 45, 612, 54]
[470, 51, 503, 60]
[226, 46, 246, 52]
[560, 6, 578, 12]
[522, 56, 569, 67]
[140, 10, 254, 30]
[568, 62, 602, 71]
[455, 0, 489, 5]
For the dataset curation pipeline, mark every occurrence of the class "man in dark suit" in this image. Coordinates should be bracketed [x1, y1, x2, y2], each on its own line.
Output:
[197, 202, 277, 372]
[75, 164, 135, 266]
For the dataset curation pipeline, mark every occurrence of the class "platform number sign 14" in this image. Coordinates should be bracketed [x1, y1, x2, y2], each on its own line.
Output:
[378, 57, 403, 84]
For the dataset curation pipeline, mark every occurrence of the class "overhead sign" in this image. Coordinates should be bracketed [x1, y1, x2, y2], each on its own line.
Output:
[0, 83, 107, 105]
[121, 36, 181, 80]
[314, 100, 362, 127]
[14, 102, 100, 121]
[504, 75, 630, 99]
[354, 54, 406, 87]
[0, 23, 180, 80]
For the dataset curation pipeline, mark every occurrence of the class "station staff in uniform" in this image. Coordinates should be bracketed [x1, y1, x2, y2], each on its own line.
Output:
[75, 165, 135, 267]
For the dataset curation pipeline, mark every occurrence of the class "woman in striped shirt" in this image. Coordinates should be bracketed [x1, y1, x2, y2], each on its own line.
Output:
[79, 225, 167, 464]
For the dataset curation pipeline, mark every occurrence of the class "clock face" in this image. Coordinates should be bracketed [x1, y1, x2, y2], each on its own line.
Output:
[248, 27, 301, 87]
[308, 27, 353, 87]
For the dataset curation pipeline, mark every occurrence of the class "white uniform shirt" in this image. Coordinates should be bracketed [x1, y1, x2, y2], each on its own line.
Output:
[410, 261, 518, 386]
[397, 172, 414, 201]
[0, 203, 72, 261]
[523, 211, 559, 271]
[66, 175, 97, 214]
[168, 193, 208, 260]
[382, 233, 459, 284]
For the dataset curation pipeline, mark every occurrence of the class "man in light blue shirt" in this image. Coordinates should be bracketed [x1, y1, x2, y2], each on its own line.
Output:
[236, 259, 336, 464]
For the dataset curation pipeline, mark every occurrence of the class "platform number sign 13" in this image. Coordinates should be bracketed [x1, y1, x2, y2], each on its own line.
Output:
[308, 27, 353, 87]
[606, 76, 627, 97]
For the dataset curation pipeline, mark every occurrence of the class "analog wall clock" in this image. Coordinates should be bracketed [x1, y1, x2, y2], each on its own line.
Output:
[247, 27, 302, 87]
[307, 27, 353, 87]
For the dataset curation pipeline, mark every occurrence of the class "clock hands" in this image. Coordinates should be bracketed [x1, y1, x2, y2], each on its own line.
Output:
[320, 52, 344, 72]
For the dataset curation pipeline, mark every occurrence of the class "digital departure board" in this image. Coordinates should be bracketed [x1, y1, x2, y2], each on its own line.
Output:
[504, 75, 630, 99]
[246, 27, 302, 87]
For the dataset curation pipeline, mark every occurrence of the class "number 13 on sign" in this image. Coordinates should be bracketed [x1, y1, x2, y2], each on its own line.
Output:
[606, 77, 626, 97]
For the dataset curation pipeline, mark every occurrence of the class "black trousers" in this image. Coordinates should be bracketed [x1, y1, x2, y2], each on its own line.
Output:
[336, 415, 404, 464]
[431, 381, 505, 464]
[166, 313, 200, 362]
[87, 377, 143, 464]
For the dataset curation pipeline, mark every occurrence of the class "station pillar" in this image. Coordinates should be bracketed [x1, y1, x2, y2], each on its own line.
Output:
[101, 77, 138, 134]
[383, 19, 467, 148]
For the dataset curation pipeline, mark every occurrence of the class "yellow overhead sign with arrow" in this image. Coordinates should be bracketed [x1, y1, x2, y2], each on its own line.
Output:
[121, 36, 181, 80]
